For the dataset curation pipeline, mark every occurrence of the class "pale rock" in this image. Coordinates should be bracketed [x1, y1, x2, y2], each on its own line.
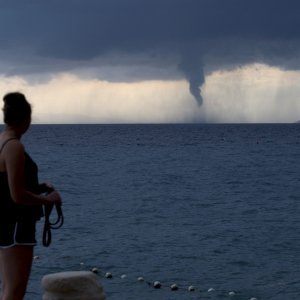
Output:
[42, 271, 105, 300]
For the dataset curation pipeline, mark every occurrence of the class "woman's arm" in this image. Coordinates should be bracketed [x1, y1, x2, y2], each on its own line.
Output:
[3, 139, 61, 206]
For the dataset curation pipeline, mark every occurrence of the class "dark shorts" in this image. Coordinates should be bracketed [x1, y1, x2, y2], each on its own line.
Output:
[0, 220, 37, 248]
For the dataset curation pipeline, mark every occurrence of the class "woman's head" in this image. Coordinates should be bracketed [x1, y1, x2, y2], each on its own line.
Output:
[2, 92, 32, 128]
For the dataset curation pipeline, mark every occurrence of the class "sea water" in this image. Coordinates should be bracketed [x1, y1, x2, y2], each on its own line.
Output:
[2, 124, 300, 300]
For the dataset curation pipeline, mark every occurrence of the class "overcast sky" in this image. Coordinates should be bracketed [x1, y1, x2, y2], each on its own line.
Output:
[1, 0, 300, 123]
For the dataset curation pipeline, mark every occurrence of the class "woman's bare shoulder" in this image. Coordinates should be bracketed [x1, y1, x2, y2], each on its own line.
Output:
[1, 138, 24, 156]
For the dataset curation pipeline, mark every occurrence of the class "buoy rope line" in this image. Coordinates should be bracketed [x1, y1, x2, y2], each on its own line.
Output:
[32, 257, 259, 300]
[87, 263, 258, 300]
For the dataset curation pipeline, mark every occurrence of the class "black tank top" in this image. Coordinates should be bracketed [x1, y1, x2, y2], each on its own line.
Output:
[0, 139, 43, 221]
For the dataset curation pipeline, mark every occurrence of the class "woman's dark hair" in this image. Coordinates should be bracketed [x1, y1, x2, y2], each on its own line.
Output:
[2, 92, 32, 126]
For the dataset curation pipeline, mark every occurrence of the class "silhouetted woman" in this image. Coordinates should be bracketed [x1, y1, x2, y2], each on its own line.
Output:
[0, 92, 62, 300]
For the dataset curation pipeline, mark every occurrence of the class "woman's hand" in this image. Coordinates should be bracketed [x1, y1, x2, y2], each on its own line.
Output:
[46, 190, 62, 205]
[43, 182, 55, 190]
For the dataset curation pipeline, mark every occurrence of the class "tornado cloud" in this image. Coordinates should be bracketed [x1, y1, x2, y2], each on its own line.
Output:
[179, 53, 205, 106]
[1, 0, 300, 107]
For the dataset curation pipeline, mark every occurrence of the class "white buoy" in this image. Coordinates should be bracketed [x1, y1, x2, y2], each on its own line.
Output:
[153, 281, 161, 289]
[105, 272, 113, 279]
[137, 277, 144, 282]
[249, 298, 257, 300]
[91, 268, 99, 274]
[208, 288, 215, 292]
[33, 255, 40, 260]
[80, 262, 85, 266]
[120, 274, 127, 279]
[188, 285, 195, 292]
[229, 291, 236, 296]
[170, 284, 178, 291]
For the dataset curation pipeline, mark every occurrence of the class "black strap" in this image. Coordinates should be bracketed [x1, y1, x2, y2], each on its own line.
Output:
[0, 138, 18, 153]
[42, 203, 64, 247]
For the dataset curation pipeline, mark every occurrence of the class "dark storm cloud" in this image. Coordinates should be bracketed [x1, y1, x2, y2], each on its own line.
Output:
[1, 0, 300, 104]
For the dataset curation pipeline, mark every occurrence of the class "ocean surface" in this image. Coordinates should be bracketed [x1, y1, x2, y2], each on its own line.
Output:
[2, 124, 300, 300]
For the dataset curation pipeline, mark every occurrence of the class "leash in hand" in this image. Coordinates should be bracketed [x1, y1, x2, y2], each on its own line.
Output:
[39, 184, 64, 247]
